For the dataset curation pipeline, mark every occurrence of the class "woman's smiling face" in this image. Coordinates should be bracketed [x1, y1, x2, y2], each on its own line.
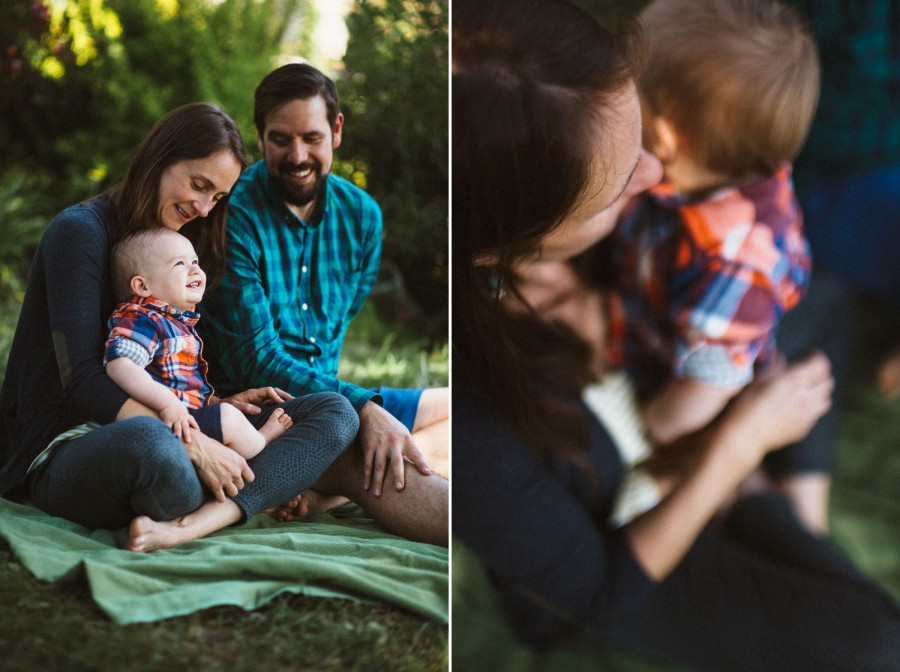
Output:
[537, 83, 662, 262]
[157, 150, 242, 231]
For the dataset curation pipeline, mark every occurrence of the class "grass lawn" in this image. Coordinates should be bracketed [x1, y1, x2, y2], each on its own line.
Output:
[0, 299, 449, 672]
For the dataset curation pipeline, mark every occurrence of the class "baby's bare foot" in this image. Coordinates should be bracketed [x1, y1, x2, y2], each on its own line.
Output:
[258, 407, 293, 445]
[126, 516, 191, 552]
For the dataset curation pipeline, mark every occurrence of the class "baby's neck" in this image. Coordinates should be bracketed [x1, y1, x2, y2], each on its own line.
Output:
[663, 153, 736, 197]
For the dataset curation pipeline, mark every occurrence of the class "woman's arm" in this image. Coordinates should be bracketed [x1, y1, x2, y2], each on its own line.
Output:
[42, 208, 128, 422]
[643, 376, 742, 446]
[625, 352, 833, 580]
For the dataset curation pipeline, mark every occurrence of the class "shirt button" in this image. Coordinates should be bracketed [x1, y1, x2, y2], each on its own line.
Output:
[302, 303, 308, 311]
[309, 336, 316, 343]
[307, 356, 315, 364]
[301, 265, 308, 273]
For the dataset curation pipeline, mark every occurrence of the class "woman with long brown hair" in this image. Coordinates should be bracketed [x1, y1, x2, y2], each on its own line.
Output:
[452, 0, 900, 668]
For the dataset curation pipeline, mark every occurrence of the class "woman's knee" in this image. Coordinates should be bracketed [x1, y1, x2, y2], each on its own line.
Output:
[284, 392, 359, 445]
[114, 416, 193, 471]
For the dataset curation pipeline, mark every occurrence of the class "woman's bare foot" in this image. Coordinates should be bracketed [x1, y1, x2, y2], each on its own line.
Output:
[125, 500, 243, 552]
[126, 515, 193, 552]
[258, 407, 293, 445]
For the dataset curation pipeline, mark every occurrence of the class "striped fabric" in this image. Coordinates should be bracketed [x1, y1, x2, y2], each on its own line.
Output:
[105, 297, 212, 410]
[612, 164, 811, 396]
[26, 421, 102, 475]
[199, 161, 382, 412]
[582, 371, 661, 527]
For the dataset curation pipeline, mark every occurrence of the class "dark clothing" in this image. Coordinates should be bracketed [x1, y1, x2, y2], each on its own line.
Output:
[452, 380, 900, 670]
[27, 393, 357, 529]
[0, 195, 126, 496]
[786, 0, 900, 200]
[190, 404, 223, 444]
[452, 383, 656, 645]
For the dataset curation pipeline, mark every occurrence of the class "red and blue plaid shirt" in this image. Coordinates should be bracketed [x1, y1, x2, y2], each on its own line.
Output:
[104, 296, 213, 410]
[611, 164, 811, 398]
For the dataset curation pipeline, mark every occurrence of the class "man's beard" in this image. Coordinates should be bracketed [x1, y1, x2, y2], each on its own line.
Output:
[273, 160, 324, 207]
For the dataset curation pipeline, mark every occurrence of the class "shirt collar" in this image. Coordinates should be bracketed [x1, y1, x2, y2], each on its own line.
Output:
[647, 162, 793, 209]
[132, 295, 200, 325]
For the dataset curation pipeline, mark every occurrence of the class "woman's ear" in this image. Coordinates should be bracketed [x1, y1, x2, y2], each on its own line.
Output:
[130, 275, 152, 299]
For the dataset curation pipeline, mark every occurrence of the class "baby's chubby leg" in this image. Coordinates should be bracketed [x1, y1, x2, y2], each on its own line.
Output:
[218, 403, 292, 459]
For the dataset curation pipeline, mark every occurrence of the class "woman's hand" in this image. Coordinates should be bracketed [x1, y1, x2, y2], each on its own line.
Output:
[212, 387, 293, 415]
[184, 432, 255, 502]
[725, 351, 834, 464]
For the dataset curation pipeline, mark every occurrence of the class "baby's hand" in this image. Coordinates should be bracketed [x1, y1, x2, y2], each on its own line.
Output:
[160, 401, 200, 443]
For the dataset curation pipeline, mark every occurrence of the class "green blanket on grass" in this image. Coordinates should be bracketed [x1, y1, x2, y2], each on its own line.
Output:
[0, 499, 447, 625]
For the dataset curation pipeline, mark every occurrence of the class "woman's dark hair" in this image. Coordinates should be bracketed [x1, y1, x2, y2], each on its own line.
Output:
[452, 0, 642, 466]
[107, 102, 249, 288]
[253, 63, 341, 136]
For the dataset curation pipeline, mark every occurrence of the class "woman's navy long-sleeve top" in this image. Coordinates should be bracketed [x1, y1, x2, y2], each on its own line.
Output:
[0, 196, 128, 495]
[452, 380, 657, 646]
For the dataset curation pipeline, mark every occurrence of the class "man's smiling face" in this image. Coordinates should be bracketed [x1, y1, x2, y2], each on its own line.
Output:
[258, 95, 344, 219]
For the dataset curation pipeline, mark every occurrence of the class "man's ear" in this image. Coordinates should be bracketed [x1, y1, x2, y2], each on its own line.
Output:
[257, 132, 265, 156]
[130, 275, 152, 299]
[649, 116, 679, 164]
[332, 113, 344, 150]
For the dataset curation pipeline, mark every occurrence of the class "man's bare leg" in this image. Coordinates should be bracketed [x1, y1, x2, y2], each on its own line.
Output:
[412, 387, 448, 431]
[412, 387, 449, 479]
[313, 442, 448, 547]
[413, 418, 449, 479]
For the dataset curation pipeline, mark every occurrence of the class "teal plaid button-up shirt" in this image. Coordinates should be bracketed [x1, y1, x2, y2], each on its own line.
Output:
[199, 160, 383, 412]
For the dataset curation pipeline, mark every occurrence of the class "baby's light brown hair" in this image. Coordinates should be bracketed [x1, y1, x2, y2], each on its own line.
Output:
[639, 0, 819, 181]
[110, 228, 184, 303]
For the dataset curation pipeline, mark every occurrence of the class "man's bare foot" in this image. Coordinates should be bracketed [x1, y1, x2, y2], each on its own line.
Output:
[126, 515, 192, 552]
[258, 407, 293, 445]
[264, 490, 352, 522]
[878, 346, 900, 398]
[774, 473, 830, 536]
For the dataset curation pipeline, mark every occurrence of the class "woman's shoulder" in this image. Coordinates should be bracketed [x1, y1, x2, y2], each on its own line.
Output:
[44, 194, 112, 245]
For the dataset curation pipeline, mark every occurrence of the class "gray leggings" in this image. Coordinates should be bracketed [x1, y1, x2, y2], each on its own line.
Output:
[27, 392, 358, 530]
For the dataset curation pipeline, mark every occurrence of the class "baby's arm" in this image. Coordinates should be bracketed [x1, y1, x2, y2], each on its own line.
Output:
[643, 376, 742, 447]
[105, 357, 199, 441]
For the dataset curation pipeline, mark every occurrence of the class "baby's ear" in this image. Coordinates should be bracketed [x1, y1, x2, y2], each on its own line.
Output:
[649, 116, 680, 164]
[130, 275, 152, 299]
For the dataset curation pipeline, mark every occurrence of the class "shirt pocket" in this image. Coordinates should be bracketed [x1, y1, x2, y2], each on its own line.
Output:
[322, 269, 362, 339]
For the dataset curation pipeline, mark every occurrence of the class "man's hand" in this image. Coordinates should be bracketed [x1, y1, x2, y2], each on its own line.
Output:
[184, 431, 255, 502]
[213, 386, 293, 415]
[358, 401, 432, 496]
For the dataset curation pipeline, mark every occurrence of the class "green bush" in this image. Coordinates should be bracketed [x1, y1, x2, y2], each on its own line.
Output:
[338, 0, 448, 336]
[1, 0, 309, 213]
